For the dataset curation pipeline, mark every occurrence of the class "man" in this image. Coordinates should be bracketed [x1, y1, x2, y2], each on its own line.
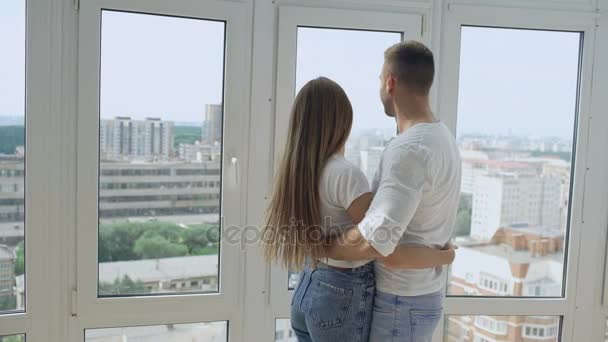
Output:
[327, 41, 462, 341]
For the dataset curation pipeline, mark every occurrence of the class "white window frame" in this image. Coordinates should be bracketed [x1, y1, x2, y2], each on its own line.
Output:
[271, 3, 424, 321]
[72, 0, 251, 340]
[0, 0, 55, 340]
[2, 1, 606, 341]
[597, 5, 608, 342]
[436, 4, 600, 342]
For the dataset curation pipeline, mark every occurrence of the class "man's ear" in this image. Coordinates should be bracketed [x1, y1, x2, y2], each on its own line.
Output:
[386, 74, 396, 95]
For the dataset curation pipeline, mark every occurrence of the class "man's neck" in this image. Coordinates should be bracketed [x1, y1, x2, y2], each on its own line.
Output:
[394, 95, 436, 134]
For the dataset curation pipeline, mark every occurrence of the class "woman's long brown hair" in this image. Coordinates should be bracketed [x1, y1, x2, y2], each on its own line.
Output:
[263, 77, 353, 271]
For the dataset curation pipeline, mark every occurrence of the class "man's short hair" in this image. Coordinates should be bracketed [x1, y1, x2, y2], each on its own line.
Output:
[384, 41, 435, 95]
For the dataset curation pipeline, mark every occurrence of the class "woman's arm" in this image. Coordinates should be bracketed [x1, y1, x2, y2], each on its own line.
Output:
[381, 242, 456, 269]
[346, 192, 373, 224]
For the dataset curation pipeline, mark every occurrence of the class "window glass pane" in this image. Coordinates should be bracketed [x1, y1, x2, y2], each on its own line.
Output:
[287, 27, 401, 289]
[0, 0, 26, 313]
[98, 11, 225, 296]
[449, 27, 581, 297]
[288, 271, 299, 291]
[85, 321, 227, 341]
[275, 319, 296, 342]
[296, 27, 402, 179]
[445, 315, 560, 342]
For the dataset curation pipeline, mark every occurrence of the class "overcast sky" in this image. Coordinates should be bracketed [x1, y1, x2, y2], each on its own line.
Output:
[1, 4, 581, 139]
[0, 0, 25, 119]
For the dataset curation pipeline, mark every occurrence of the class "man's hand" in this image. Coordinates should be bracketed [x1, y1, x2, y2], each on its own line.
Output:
[381, 241, 457, 270]
[442, 241, 457, 264]
[442, 241, 458, 251]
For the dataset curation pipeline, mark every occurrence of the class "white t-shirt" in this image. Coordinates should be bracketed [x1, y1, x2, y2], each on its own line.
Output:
[319, 155, 372, 268]
[358, 122, 462, 296]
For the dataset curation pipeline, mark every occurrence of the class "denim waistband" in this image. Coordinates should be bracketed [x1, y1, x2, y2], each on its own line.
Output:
[315, 260, 374, 275]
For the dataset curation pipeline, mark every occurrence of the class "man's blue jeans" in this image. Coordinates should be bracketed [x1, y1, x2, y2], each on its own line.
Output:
[369, 290, 443, 342]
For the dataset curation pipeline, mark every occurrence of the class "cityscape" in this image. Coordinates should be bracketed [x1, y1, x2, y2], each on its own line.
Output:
[0, 103, 225, 310]
[0, 118, 579, 342]
[281, 129, 572, 342]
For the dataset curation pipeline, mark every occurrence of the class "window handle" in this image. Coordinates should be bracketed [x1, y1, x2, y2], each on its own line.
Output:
[231, 156, 239, 186]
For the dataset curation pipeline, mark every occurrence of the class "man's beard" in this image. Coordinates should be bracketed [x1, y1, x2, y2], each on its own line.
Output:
[382, 100, 396, 118]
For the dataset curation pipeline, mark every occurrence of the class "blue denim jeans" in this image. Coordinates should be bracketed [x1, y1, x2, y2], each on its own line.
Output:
[369, 290, 443, 342]
[290, 262, 375, 342]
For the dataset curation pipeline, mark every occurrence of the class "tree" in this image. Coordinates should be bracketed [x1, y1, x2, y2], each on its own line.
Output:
[99, 275, 149, 296]
[1, 336, 24, 342]
[142, 222, 183, 244]
[205, 225, 220, 245]
[133, 235, 188, 259]
[181, 226, 209, 254]
[173, 126, 203, 148]
[99, 222, 148, 262]
[453, 194, 472, 237]
[14, 241, 24, 276]
[0, 295, 17, 311]
[0, 126, 25, 154]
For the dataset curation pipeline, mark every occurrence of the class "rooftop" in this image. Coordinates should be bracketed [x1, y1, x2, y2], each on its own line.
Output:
[99, 255, 219, 284]
[0, 244, 14, 260]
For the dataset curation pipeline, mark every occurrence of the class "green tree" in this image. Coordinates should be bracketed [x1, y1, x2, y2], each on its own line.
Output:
[453, 194, 472, 237]
[0, 126, 25, 154]
[205, 225, 220, 245]
[134, 234, 188, 259]
[14, 241, 24, 276]
[99, 275, 149, 296]
[142, 222, 183, 244]
[181, 226, 210, 254]
[173, 126, 203, 148]
[0, 335, 24, 342]
[99, 222, 148, 262]
[0, 295, 16, 311]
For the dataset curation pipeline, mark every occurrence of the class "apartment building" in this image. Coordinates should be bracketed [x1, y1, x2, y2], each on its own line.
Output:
[0, 245, 15, 300]
[99, 161, 221, 219]
[202, 104, 223, 146]
[100, 117, 175, 161]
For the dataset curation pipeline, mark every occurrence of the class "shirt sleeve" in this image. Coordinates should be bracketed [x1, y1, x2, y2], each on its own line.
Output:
[332, 163, 371, 210]
[357, 146, 429, 256]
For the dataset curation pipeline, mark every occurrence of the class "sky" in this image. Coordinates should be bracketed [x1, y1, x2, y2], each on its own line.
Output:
[296, 27, 402, 137]
[1, 3, 582, 140]
[457, 26, 581, 139]
[0, 0, 26, 119]
[100, 10, 225, 122]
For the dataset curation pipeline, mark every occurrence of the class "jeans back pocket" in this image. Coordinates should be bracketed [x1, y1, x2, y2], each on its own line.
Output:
[308, 280, 353, 329]
[410, 309, 442, 342]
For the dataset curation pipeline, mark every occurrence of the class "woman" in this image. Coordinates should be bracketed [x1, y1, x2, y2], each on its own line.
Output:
[263, 77, 454, 342]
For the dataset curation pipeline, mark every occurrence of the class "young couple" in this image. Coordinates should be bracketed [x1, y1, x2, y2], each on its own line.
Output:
[263, 41, 462, 342]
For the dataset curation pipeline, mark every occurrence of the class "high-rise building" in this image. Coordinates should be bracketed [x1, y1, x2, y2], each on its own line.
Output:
[203, 104, 223, 146]
[98, 161, 221, 220]
[0, 245, 15, 299]
[178, 141, 221, 162]
[451, 228, 564, 298]
[100, 117, 174, 161]
[470, 173, 562, 241]
[0, 160, 24, 224]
